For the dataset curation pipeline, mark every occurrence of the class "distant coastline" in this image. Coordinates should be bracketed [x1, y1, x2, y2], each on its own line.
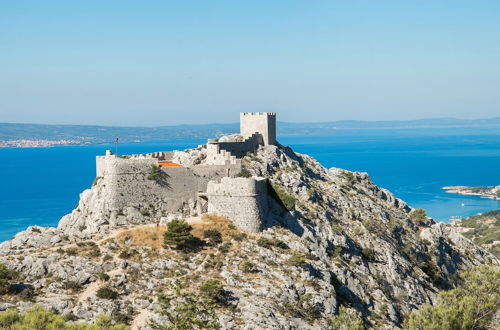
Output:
[0, 139, 86, 148]
[1, 117, 500, 148]
[443, 185, 500, 200]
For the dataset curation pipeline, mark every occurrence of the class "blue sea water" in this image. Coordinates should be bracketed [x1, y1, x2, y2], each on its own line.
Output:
[1, 128, 499, 242]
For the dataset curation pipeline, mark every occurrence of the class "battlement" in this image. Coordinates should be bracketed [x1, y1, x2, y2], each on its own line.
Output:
[241, 112, 276, 117]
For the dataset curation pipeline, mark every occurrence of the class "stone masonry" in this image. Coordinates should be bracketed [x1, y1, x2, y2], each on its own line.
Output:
[87, 113, 279, 233]
[206, 177, 269, 233]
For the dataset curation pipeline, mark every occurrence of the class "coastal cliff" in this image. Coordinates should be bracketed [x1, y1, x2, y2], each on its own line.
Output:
[0, 143, 498, 329]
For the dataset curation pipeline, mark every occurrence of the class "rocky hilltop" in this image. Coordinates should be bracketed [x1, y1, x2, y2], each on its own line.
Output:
[0, 142, 497, 329]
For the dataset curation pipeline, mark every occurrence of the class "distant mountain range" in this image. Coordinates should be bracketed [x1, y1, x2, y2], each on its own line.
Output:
[1, 117, 499, 146]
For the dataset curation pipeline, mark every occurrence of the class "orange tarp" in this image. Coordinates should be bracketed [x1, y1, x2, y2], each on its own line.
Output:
[158, 161, 183, 168]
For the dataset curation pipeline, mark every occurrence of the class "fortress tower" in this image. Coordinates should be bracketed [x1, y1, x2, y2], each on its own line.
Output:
[240, 112, 276, 146]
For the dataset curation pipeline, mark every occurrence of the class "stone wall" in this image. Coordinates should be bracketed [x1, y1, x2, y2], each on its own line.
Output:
[95, 156, 237, 218]
[206, 177, 269, 232]
[240, 112, 276, 146]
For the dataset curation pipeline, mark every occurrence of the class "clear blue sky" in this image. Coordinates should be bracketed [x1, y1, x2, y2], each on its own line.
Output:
[0, 1, 499, 126]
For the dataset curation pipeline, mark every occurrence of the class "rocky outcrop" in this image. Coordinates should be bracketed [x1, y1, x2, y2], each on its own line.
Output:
[0, 142, 497, 329]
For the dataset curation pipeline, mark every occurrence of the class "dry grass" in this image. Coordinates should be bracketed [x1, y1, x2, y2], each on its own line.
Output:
[116, 225, 166, 249]
[113, 215, 251, 250]
[191, 214, 248, 241]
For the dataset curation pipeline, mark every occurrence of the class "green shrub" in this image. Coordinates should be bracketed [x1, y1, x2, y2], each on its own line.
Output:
[361, 248, 375, 261]
[118, 249, 137, 259]
[342, 172, 356, 186]
[218, 242, 232, 253]
[410, 208, 428, 226]
[257, 237, 289, 250]
[330, 306, 365, 330]
[140, 209, 150, 216]
[405, 265, 500, 330]
[0, 306, 129, 329]
[240, 260, 258, 273]
[163, 219, 196, 250]
[231, 233, 247, 241]
[65, 247, 78, 256]
[152, 281, 219, 329]
[96, 287, 118, 300]
[147, 165, 161, 180]
[271, 184, 296, 211]
[283, 293, 322, 322]
[99, 272, 110, 282]
[63, 281, 82, 292]
[0, 263, 16, 294]
[203, 229, 223, 246]
[236, 168, 252, 178]
[199, 279, 227, 306]
[288, 253, 308, 268]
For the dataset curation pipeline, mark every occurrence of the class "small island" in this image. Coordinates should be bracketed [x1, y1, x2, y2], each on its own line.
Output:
[443, 185, 500, 200]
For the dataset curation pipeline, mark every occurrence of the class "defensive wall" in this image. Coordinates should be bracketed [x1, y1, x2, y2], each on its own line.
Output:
[95, 154, 242, 218]
[206, 177, 269, 233]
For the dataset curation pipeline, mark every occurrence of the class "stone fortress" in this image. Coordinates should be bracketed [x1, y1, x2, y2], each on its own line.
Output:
[94, 112, 278, 233]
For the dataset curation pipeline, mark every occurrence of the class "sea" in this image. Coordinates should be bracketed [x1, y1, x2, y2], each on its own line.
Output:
[1, 127, 499, 242]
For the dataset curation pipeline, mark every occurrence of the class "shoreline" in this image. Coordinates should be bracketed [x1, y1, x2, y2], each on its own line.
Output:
[442, 185, 500, 201]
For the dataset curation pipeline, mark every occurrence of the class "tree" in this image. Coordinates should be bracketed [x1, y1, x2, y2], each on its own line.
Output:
[330, 306, 365, 330]
[151, 280, 219, 330]
[410, 208, 428, 226]
[405, 265, 500, 330]
[0, 263, 16, 294]
[163, 219, 196, 250]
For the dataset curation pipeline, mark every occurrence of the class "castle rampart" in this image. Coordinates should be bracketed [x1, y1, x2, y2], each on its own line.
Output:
[206, 177, 269, 232]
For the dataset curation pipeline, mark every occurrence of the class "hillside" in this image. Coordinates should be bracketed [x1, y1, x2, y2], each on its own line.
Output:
[458, 210, 500, 258]
[0, 143, 497, 329]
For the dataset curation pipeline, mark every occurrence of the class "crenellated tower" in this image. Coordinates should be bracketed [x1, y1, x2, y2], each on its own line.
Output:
[240, 112, 276, 146]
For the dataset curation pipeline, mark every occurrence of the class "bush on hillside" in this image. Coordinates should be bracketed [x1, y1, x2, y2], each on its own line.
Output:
[404, 265, 500, 330]
[203, 229, 223, 246]
[147, 165, 161, 180]
[163, 219, 197, 250]
[0, 306, 129, 329]
[330, 306, 365, 330]
[410, 208, 428, 226]
[96, 287, 119, 300]
[0, 263, 16, 294]
[271, 184, 296, 211]
[236, 168, 252, 178]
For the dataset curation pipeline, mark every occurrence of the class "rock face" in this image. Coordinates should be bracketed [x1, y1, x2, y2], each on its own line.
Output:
[0, 142, 498, 329]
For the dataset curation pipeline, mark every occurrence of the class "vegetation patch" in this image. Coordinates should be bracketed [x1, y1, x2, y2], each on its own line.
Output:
[96, 286, 119, 300]
[0, 306, 129, 329]
[152, 280, 220, 329]
[236, 168, 252, 178]
[0, 263, 17, 294]
[270, 183, 296, 211]
[147, 165, 161, 180]
[405, 265, 499, 330]
[459, 210, 500, 257]
[257, 237, 289, 250]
